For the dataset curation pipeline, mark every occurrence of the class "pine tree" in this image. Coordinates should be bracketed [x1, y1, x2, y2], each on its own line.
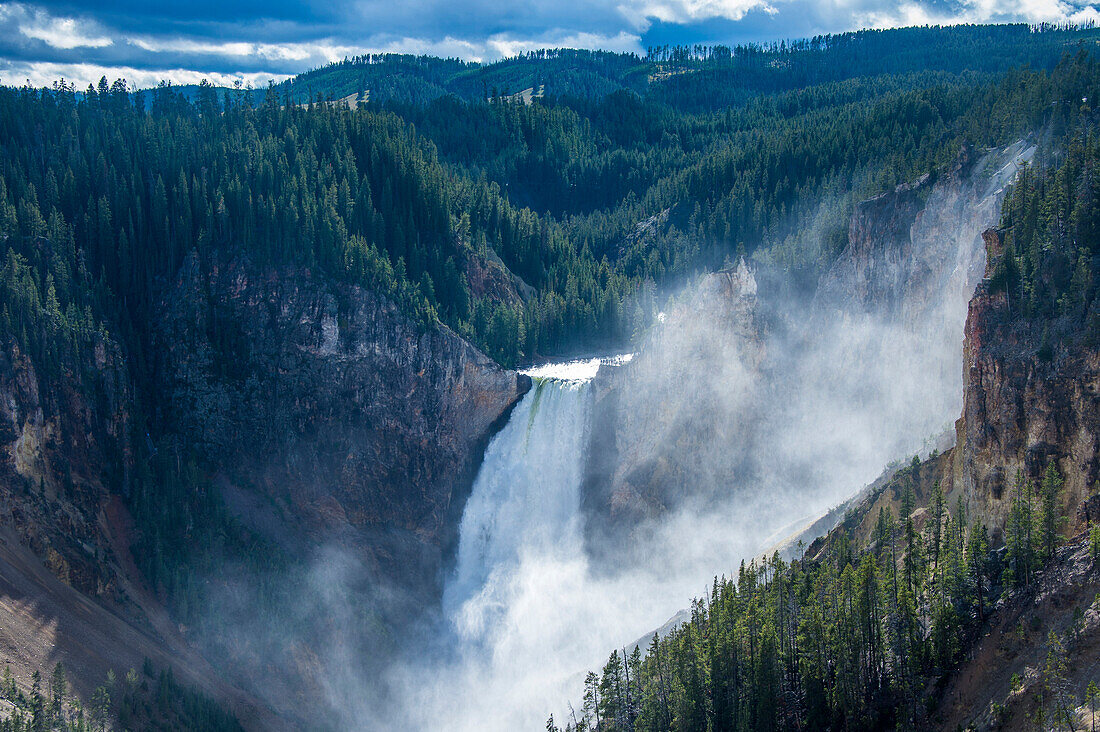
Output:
[598, 650, 625, 729]
[2, 667, 14, 702]
[48, 663, 65, 725]
[1042, 631, 1077, 730]
[1005, 472, 1035, 589]
[1086, 679, 1099, 732]
[1039, 463, 1064, 563]
[967, 520, 991, 623]
[929, 481, 945, 590]
[583, 671, 600, 730]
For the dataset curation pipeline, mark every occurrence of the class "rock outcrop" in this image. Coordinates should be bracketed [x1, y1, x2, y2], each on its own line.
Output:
[156, 251, 528, 567]
[953, 229, 1100, 537]
[0, 249, 530, 726]
[583, 257, 767, 557]
[0, 334, 132, 600]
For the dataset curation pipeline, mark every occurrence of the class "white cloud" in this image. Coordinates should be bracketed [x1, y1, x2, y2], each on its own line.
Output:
[623, 0, 775, 25]
[319, 30, 644, 64]
[13, 5, 113, 49]
[125, 36, 367, 64]
[832, 0, 1100, 32]
[0, 60, 291, 89]
[1071, 4, 1100, 22]
[482, 30, 643, 58]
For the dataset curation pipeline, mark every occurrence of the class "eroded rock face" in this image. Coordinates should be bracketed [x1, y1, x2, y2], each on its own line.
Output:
[155, 251, 529, 584]
[955, 230, 1100, 537]
[583, 258, 767, 555]
[0, 248, 529, 726]
[463, 247, 535, 306]
[815, 174, 930, 315]
[0, 335, 132, 600]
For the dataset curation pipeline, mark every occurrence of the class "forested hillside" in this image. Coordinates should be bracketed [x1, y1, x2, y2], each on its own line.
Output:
[558, 108, 1100, 732]
[274, 24, 1099, 108]
[556, 465, 1088, 731]
[3, 22, 1100, 730]
[1, 23, 1099, 649]
[10, 25, 1100, 372]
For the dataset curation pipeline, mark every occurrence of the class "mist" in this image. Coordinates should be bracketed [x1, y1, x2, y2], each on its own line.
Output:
[187, 141, 1033, 731]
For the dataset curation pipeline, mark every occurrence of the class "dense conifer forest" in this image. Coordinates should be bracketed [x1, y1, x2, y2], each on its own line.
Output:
[0, 660, 239, 732]
[553, 463, 1092, 731]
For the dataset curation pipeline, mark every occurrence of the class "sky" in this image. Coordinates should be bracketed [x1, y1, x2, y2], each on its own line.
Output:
[1, 0, 1099, 89]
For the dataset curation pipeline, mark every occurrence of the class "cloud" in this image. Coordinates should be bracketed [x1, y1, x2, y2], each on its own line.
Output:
[1, 3, 112, 49]
[16, 5, 112, 48]
[623, 0, 777, 27]
[842, 0, 1100, 29]
[479, 30, 644, 59]
[1, 0, 1099, 89]
[0, 60, 291, 89]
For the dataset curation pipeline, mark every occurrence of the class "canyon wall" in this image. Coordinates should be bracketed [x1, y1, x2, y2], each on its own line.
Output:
[0, 249, 529, 724]
[155, 251, 529, 583]
[954, 229, 1100, 536]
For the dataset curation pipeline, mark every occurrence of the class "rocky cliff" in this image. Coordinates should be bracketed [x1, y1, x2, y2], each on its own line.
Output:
[953, 229, 1100, 537]
[798, 184, 1099, 562]
[583, 258, 767, 557]
[0, 249, 529, 726]
[156, 251, 528, 569]
[0, 335, 131, 598]
[799, 221, 1100, 730]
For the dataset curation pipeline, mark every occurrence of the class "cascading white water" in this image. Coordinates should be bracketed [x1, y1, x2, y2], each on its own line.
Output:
[381, 148, 1037, 732]
[393, 356, 640, 732]
[443, 366, 596, 641]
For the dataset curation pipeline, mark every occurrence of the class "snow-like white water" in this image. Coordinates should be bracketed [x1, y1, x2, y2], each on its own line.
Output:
[519, 353, 633, 382]
[407, 360, 619, 732]
[444, 372, 595, 640]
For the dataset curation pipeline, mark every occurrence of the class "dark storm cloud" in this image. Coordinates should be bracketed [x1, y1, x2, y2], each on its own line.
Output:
[0, 0, 1098, 88]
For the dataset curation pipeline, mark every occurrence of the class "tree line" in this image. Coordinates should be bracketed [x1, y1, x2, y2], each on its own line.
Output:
[0, 659, 239, 732]
[554, 465, 1094, 731]
[3, 27, 1100, 666]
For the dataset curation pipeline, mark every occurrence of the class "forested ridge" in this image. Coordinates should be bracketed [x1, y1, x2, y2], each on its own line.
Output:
[5, 29, 1100, 374]
[270, 24, 1100, 108]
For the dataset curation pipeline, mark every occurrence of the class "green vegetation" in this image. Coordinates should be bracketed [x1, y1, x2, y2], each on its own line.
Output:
[0, 660, 239, 732]
[3, 30, 1100, 379]
[554, 466, 1090, 731]
[993, 115, 1100, 343]
[273, 24, 1100, 109]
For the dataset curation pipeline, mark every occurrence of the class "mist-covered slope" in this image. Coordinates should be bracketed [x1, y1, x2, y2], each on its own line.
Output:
[560, 115, 1100, 732]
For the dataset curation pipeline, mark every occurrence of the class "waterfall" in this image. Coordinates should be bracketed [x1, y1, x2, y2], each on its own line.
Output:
[443, 359, 604, 643]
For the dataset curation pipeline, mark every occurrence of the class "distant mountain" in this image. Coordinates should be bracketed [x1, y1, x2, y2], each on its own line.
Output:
[216, 24, 1100, 109]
